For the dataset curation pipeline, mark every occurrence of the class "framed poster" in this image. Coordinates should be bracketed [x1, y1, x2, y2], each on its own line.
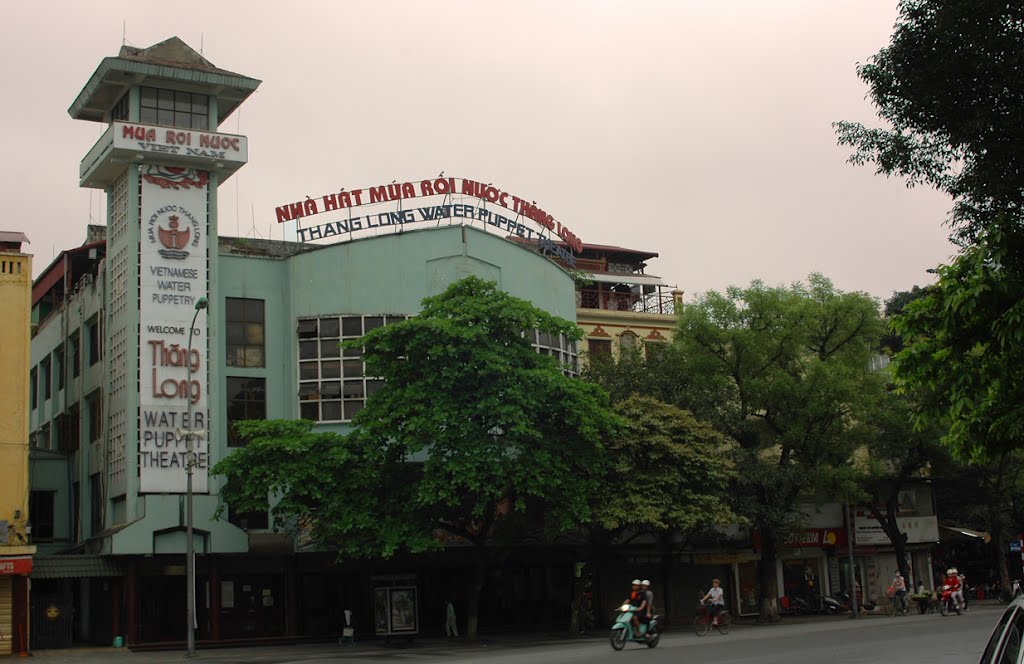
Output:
[389, 587, 418, 633]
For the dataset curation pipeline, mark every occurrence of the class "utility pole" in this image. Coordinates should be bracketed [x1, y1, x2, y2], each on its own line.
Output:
[185, 296, 208, 657]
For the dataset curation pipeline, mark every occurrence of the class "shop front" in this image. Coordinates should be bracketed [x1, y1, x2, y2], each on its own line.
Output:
[853, 504, 940, 603]
[0, 554, 32, 656]
[693, 552, 761, 616]
[778, 527, 847, 610]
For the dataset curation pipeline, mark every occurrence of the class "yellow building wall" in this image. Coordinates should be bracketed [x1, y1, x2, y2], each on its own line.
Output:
[0, 251, 32, 548]
[577, 308, 677, 360]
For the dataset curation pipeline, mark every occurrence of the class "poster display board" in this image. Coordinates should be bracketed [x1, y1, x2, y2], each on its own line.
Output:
[138, 164, 210, 493]
[373, 586, 418, 636]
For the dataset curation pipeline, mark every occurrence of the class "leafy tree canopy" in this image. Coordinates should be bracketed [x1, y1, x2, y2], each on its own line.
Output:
[835, 0, 1024, 246]
[891, 237, 1024, 459]
[838, 0, 1024, 461]
[591, 395, 739, 536]
[671, 275, 885, 616]
[214, 276, 620, 557]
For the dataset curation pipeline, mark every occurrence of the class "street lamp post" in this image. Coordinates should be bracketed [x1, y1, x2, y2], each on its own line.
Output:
[186, 296, 208, 657]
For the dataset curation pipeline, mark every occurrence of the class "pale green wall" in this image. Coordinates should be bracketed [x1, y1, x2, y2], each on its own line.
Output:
[215, 225, 576, 443]
[30, 224, 575, 555]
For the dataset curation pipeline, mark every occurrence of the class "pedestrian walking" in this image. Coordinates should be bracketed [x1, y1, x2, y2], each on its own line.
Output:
[445, 600, 459, 638]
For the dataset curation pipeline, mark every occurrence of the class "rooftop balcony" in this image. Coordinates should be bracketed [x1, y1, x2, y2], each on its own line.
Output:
[577, 287, 679, 315]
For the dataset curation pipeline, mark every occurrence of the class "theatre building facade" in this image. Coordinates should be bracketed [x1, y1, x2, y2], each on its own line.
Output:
[27, 37, 598, 648]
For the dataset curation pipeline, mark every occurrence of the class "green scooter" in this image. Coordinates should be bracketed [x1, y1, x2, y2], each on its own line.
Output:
[609, 604, 660, 650]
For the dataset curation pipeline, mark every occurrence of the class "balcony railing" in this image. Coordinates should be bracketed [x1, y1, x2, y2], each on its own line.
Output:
[577, 289, 677, 315]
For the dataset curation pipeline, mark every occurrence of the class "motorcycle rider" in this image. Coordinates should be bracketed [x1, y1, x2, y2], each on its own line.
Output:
[625, 579, 648, 637]
[641, 580, 655, 621]
[944, 567, 963, 610]
[640, 580, 656, 638]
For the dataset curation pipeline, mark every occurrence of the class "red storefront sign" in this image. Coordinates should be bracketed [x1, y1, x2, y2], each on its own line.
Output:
[0, 557, 33, 575]
[782, 528, 847, 548]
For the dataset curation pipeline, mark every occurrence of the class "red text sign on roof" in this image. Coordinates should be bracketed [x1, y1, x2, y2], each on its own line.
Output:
[275, 177, 582, 253]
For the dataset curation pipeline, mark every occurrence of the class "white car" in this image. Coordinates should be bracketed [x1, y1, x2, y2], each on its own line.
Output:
[981, 598, 1024, 663]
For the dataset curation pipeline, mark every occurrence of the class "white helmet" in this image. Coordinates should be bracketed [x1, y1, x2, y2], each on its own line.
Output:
[641, 579, 651, 586]
[946, 568, 954, 575]
[631, 578, 641, 585]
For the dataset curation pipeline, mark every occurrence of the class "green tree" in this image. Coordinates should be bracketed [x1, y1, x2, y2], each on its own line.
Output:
[672, 275, 885, 621]
[836, 1, 1024, 460]
[852, 390, 947, 585]
[592, 396, 736, 537]
[933, 450, 1024, 599]
[834, 0, 1024, 247]
[879, 286, 928, 354]
[215, 277, 620, 639]
[890, 239, 1024, 459]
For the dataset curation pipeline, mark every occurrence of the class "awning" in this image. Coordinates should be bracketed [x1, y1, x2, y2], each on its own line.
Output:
[31, 555, 124, 579]
[582, 273, 666, 287]
[940, 525, 992, 543]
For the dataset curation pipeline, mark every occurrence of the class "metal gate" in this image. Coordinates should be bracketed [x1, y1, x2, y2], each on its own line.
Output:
[30, 584, 74, 650]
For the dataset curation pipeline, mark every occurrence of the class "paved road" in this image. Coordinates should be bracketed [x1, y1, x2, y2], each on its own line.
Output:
[30, 608, 1001, 664]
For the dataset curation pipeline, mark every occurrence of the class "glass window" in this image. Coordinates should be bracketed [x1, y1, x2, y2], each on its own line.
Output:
[61, 403, 80, 454]
[69, 330, 81, 377]
[29, 491, 55, 541]
[342, 316, 363, 337]
[29, 366, 37, 410]
[297, 314, 409, 422]
[55, 345, 65, 391]
[295, 315, 579, 421]
[111, 93, 130, 122]
[41, 355, 51, 400]
[226, 298, 265, 368]
[87, 317, 101, 365]
[530, 332, 579, 377]
[90, 474, 102, 536]
[982, 607, 1019, 664]
[139, 86, 209, 130]
[226, 377, 266, 447]
[87, 391, 102, 444]
[588, 338, 612, 358]
[645, 341, 666, 360]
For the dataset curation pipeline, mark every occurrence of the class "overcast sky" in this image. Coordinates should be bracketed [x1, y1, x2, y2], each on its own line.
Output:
[2, 0, 954, 302]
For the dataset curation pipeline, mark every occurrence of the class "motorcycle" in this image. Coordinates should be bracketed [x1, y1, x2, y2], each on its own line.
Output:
[609, 604, 661, 650]
[938, 584, 964, 616]
[823, 592, 875, 614]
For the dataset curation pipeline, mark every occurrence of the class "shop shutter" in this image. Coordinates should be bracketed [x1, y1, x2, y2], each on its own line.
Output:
[0, 577, 13, 655]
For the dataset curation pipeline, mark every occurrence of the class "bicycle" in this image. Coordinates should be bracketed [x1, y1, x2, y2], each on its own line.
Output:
[887, 592, 908, 617]
[694, 601, 731, 636]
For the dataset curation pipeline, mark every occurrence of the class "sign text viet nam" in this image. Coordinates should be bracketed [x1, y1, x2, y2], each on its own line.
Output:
[113, 121, 248, 164]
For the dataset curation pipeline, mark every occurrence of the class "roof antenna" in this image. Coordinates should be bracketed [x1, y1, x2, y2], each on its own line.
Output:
[200, 32, 204, 56]
[122, 20, 126, 46]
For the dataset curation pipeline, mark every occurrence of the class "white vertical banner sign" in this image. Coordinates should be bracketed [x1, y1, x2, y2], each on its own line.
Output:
[139, 166, 210, 493]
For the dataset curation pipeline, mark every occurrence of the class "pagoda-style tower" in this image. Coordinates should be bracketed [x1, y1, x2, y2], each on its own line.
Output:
[69, 38, 259, 548]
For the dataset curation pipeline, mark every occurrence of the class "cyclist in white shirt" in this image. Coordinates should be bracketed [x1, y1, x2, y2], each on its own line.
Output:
[701, 579, 726, 624]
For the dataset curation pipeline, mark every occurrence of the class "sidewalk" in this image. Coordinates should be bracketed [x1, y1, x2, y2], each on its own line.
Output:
[28, 633, 605, 664]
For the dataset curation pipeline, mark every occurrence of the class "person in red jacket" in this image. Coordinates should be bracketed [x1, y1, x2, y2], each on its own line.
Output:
[944, 568, 963, 609]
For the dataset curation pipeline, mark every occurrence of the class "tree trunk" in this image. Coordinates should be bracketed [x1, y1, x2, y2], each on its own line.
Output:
[892, 532, 909, 585]
[996, 530, 1013, 600]
[758, 531, 780, 622]
[465, 551, 487, 640]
